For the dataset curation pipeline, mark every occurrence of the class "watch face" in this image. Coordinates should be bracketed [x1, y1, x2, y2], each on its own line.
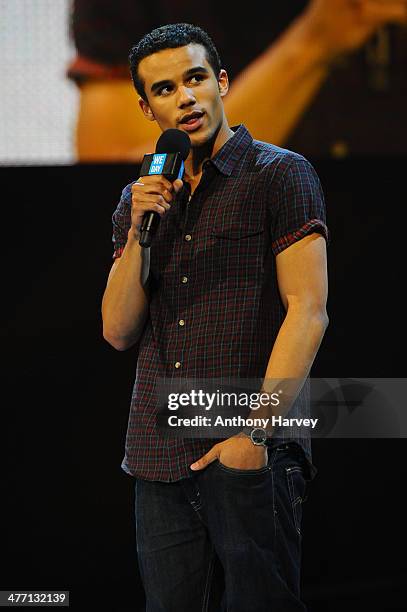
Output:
[251, 428, 267, 445]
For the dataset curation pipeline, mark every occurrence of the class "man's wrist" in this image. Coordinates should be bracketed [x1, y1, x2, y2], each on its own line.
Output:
[292, 12, 338, 69]
[128, 226, 141, 242]
[240, 426, 268, 447]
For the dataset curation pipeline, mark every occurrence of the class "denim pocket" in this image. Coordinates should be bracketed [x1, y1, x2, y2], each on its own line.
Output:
[215, 459, 270, 476]
[285, 465, 306, 535]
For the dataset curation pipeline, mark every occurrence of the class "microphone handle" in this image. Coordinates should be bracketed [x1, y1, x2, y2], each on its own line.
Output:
[139, 212, 160, 248]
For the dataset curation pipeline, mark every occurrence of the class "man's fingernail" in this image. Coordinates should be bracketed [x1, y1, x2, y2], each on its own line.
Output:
[190, 462, 198, 470]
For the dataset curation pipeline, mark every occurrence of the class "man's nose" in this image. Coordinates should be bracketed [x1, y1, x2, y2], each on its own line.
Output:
[177, 85, 196, 108]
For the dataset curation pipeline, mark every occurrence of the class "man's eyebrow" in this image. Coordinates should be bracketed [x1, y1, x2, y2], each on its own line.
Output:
[151, 79, 172, 94]
[150, 66, 210, 94]
[183, 66, 210, 78]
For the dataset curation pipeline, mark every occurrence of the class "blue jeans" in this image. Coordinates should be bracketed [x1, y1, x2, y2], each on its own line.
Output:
[134, 442, 312, 612]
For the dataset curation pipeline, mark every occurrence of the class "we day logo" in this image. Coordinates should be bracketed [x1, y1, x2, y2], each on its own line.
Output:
[149, 153, 167, 174]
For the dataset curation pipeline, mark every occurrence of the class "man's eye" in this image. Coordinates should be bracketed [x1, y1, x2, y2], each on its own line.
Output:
[190, 75, 204, 84]
[158, 86, 172, 96]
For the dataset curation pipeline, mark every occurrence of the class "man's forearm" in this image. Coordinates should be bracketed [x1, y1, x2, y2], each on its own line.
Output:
[224, 14, 330, 146]
[246, 306, 329, 427]
[190, 307, 328, 470]
[102, 230, 150, 350]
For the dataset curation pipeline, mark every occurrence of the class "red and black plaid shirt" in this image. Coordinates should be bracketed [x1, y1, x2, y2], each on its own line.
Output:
[111, 125, 329, 481]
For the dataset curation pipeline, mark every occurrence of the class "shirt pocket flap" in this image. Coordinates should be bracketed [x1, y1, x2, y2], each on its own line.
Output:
[211, 222, 264, 240]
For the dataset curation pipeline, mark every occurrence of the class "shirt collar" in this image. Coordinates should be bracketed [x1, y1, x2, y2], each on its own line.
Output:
[206, 124, 253, 177]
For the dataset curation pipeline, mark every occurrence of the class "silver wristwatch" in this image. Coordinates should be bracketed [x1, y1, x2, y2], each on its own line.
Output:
[242, 426, 267, 447]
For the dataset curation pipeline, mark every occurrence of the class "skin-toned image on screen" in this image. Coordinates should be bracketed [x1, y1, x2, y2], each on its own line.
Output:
[67, 0, 407, 161]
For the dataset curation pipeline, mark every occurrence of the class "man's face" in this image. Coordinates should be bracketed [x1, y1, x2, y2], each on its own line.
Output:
[138, 43, 229, 148]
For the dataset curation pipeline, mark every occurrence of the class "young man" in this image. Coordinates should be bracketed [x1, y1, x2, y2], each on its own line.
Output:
[102, 23, 329, 611]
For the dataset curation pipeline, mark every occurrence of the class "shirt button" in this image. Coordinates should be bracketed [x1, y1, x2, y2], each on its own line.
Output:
[178, 319, 185, 326]
[181, 276, 188, 283]
[185, 234, 192, 241]
[174, 361, 181, 369]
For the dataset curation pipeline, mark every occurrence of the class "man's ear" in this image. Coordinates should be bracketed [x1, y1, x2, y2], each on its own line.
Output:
[218, 69, 229, 98]
[138, 97, 156, 121]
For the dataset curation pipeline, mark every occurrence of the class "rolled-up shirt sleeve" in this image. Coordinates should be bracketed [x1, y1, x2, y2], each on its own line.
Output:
[66, 0, 147, 84]
[270, 155, 329, 256]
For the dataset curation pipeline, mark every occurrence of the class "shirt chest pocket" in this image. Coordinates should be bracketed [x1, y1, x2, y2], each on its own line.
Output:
[199, 221, 266, 284]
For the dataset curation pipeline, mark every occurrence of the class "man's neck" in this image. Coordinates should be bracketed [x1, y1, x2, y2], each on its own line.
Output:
[184, 119, 234, 180]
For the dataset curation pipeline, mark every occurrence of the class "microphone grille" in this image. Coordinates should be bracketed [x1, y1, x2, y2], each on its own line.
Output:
[156, 129, 191, 160]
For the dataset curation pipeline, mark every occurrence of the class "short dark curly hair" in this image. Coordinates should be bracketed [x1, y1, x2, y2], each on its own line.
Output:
[129, 23, 222, 100]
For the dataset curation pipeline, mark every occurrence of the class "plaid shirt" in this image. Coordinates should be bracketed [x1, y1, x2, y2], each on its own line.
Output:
[111, 125, 329, 482]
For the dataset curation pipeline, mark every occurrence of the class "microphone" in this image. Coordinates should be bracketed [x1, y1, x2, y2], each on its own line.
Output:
[139, 129, 191, 247]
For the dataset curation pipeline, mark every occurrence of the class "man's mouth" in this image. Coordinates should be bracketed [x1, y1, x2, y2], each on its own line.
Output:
[178, 111, 205, 131]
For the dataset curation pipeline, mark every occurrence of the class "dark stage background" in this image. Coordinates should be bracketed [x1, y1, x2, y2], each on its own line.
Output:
[2, 158, 406, 611]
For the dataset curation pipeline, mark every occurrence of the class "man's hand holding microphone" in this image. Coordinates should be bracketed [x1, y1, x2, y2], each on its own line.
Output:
[129, 175, 183, 241]
[130, 128, 191, 247]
